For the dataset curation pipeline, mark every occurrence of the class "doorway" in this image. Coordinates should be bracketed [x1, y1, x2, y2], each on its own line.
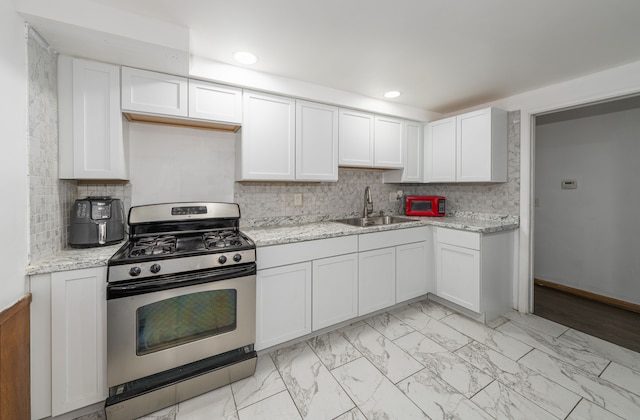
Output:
[531, 95, 640, 351]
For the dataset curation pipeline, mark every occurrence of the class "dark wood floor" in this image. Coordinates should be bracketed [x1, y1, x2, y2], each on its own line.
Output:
[534, 284, 640, 353]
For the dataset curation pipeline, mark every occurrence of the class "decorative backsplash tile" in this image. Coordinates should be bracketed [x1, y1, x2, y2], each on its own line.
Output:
[27, 27, 77, 261]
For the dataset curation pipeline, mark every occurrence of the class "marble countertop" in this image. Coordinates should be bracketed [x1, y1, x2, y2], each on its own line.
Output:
[25, 214, 518, 275]
[26, 241, 125, 276]
[243, 214, 519, 247]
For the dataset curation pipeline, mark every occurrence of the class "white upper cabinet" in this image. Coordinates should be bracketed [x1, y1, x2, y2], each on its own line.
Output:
[425, 116, 457, 182]
[121, 67, 188, 117]
[374, 115, 404, 168]
[425, 108, 507, 183]
[383, 120, 423, 183]
[457, 108, 507, 182]
[236, 91, 296, 181]
[339, 109, 375, 167]
[188, 80, 242, 123]
[295, 100, 339, 181]
[58, 56, 128, 180]
[339, 110, 405, 169]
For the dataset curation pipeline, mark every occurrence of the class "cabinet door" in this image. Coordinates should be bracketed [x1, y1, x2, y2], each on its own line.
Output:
[50, 268, 107, 416]
[296, 101, 339, 181]
[339, 109, 374, 167]
[121, 67, 188, 117]
[358, 247, 396, 316]
[58, 56, 127, 180]
[374, 116, 404, 168]
[403, 121, 423, 182]
[237, 91, 295, 180]
[425, 116, 456, 182]
[396, 241, 429, 303]
[188, 80, 242, 123]
[256, 263, 312, 350]
[456, 108, 492, 182]
[436, 243, 480, 312]
[312, 254, 358, 331]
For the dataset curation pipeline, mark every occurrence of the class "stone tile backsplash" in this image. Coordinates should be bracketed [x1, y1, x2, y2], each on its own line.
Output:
[28, 27, 77, 261]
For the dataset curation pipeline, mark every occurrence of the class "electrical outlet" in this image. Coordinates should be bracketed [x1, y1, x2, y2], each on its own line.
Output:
[389, 192, 397, 202]
[294, 193, 303, 206]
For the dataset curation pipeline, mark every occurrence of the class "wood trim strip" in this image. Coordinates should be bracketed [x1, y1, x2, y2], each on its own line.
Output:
[0, 293, 32, 420]
[0, 294, 32, 325]
[534, 278, 640, 314]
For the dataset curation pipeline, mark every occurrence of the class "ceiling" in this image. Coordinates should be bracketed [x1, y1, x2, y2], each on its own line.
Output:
[21, 0, 640, 114]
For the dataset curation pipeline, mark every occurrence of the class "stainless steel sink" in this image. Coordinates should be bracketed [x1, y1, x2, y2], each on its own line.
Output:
[335, 216, 415, 227]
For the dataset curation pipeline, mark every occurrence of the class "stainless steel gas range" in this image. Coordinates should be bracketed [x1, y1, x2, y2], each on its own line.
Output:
[105, 202, 257, 419]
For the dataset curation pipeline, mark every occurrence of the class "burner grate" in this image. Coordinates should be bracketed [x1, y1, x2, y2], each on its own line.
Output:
[203, 231, 242, 249]
[130, 235, 177, 257]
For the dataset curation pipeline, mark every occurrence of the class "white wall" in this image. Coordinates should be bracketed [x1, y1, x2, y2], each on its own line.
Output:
[0, 1, 30, 310]
[534, 109, 640, 304]
[128, 123, 236, 206]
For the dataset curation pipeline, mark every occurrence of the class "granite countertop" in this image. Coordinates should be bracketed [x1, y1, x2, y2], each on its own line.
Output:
[243, 214, 519, 247]
[26, 241, 125, 276]
[25, 213, 518, 275]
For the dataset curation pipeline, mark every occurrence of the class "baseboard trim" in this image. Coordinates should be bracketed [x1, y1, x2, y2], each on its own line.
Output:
[534, 278, 640, 314]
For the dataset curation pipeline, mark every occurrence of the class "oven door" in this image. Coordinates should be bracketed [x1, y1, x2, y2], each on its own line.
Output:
[106, 264, 256, 388]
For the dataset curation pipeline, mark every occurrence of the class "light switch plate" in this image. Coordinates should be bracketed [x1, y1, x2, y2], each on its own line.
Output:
[294, 193, 303, 206]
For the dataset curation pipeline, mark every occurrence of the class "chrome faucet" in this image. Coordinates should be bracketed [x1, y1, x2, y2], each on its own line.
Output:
[363, 186, 373, 219]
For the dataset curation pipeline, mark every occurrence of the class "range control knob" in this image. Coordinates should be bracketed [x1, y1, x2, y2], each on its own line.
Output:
[150, 264, 161, 274]
[233, 253, 242, 262]
[129, 267, 142, 277]
[218, 255, 227, 264]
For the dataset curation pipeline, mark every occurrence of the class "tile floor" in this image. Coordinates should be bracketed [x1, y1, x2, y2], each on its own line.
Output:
[82, 298, 640, 419]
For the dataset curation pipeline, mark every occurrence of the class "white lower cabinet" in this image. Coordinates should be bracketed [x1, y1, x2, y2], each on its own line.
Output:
[255, 262, 312, 351]
[435, 227, 513, 321]
[396, 241, 429, 303]
[312, 254, 358, 330]
[30, 267, 107, 419]
[358, 247, 396, 316]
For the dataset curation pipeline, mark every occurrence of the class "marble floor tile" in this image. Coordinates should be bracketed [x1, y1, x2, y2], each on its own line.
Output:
[471, 380, 558, 420]
[502, 310, 570, 337]
[485, 315, 509, 329]
[271, 342, 354, 419]
[333, 407, 368, 420]
[342, 323, 424, 383]
[236, 390, 301, 420]
[306, 330, 361, 370]
[397, 369, 493, 420]
[497, 320, 610, 376]
[519, 349, 640, 419]
[600, 362, 640, 395]
[95, 301, 640, 420]
[230, 354, 286, 410]
[567, 399, 624, 420]
[332, 357, 428, 419]
[416, 315, 473, 352]
[559, 328, 640, 373]
[442, 313, 532, 360]
[364, 312, 414, 340]
[176, 385, 237, 420]
[456, 341, 581, 418]
[395, 333, 492, 398]
[408, 298, 455, 320]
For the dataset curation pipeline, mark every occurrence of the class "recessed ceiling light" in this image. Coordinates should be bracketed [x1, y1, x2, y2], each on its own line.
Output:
[384, 90, 402, 99]
[233, 51, 258, 65]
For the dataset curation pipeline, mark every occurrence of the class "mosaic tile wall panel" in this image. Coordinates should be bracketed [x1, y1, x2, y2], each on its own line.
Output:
[27, 28, 76, 261]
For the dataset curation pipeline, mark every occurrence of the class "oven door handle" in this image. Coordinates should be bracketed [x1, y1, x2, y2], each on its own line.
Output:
[107, 263, 256, 299]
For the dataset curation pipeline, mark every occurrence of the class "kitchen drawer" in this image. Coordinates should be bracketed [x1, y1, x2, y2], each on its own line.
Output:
[257, 235, 358, 269]
[359, 227, 427, 252]
[436, 227, 480, 250]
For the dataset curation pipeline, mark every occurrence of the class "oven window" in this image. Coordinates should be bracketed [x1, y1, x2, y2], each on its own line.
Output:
[136, 289, 237, 356]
